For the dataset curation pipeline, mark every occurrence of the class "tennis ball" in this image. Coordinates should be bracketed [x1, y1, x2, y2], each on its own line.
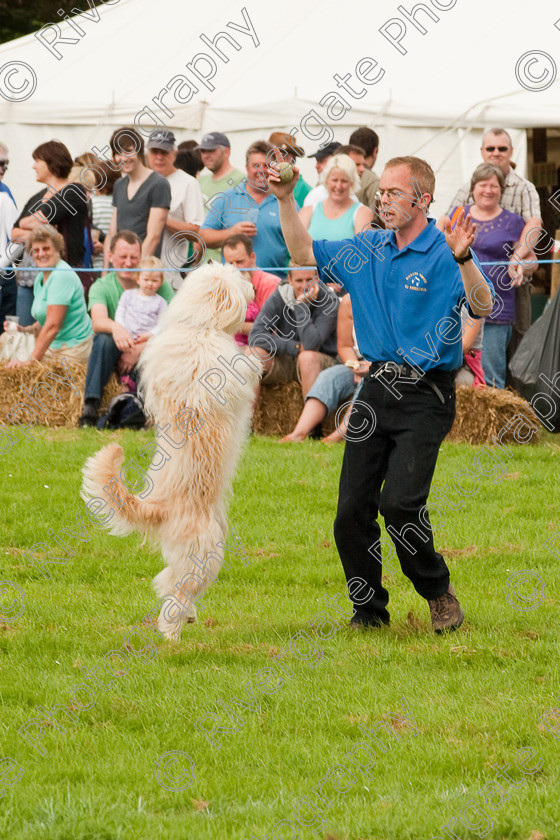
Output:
[277, 161, 294, 182]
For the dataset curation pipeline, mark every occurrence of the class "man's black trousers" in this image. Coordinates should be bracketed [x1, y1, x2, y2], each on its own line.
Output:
[334, 369, 456, 624]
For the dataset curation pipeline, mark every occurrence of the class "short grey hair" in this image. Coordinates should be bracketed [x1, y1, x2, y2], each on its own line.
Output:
[470, 163, 506, 197]
[483, 128, 512, 147]
[322, 153, 361, 193]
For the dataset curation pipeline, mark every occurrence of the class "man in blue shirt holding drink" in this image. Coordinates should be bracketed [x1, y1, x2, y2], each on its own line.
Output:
[268, 155, 493, 633]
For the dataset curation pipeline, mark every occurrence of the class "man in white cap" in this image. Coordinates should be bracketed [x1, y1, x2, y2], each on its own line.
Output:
[147, 128, 205, 286]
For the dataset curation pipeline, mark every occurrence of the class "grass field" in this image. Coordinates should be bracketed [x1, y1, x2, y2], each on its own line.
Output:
[1, 427, 560, 840]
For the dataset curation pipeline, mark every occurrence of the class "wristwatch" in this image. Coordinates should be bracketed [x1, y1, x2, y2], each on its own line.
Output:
[453, 249, 473, 264]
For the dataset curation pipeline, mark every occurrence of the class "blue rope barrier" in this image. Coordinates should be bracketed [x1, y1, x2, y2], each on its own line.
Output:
[4, 261, 560, 272]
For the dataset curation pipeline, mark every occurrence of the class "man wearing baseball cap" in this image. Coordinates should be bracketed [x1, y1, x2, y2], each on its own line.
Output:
[147, 128, 205, 286]
[196, 131, 244, 261]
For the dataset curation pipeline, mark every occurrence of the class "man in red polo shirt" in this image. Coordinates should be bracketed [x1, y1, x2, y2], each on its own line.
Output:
[222, 233, 279, 346]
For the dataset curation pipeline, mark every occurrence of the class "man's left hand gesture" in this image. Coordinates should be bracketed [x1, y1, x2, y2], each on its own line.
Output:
[442, 208, 476, 259]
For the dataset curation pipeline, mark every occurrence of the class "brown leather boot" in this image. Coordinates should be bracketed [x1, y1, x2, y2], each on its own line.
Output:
[428, 584, 464, 633]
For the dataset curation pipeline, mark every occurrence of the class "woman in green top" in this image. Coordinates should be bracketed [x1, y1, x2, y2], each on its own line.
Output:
[5, 227, 93, 368]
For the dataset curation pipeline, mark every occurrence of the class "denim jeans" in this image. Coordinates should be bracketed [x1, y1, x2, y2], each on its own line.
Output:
[333, 370, 456, 623]
[16, 285, 35, 327]
[84, 332, 121, 401]
[305, 364, 356, 413]
[482, 322, 512, 390]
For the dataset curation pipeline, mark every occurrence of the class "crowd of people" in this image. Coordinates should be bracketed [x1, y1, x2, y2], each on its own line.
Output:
[0, 125, 544, 433]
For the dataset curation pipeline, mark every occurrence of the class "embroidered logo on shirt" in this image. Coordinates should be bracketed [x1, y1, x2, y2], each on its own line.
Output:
[404, 271, 428, 291]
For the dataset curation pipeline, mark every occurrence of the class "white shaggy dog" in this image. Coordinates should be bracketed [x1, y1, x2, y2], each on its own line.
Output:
[81, 263, 261, 640]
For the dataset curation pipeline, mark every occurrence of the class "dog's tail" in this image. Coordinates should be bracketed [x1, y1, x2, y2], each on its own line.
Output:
[81, 443, 162, 536]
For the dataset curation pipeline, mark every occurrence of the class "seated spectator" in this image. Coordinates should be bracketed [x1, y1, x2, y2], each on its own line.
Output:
[222, 233, 279, 346]
[456, 307, 485, 388]
[348, 127, 381, 205]
[201, 140, 293, 278]
[114, 256, 167, 340]
[268, 131, 312, 207]
[103, 127, 170, 265]
[147, 128, 204, 287]
[304, 142, 343, 207]
[439, 163, 537, 389]
[248, 266, 339, 398]
[280, 294, 369, 442]
[4, 227, 92, 367]
[114, 255, 167, 391]
[78, 230, 174, 427]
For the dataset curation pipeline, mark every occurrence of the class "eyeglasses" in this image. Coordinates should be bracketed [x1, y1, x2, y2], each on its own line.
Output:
[0, 159, 8, 169]
[483, 146, 510, 153]
[375, 189, 406, 201]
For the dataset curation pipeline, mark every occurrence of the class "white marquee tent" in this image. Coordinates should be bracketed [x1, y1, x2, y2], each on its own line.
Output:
[1, 0, 560, 212]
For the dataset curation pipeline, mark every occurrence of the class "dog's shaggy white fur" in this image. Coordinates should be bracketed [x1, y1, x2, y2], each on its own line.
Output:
[81, 263, 261, 640]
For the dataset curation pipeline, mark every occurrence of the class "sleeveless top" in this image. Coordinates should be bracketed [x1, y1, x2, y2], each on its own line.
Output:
[308, 201, 359, 241]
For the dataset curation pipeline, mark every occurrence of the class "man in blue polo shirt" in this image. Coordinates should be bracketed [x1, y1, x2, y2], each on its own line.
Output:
[200, 140, 293, 278]
[268, 155, 493, 633]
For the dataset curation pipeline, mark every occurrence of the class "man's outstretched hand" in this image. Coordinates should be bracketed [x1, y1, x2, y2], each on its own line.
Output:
[442, 208, 476, 259]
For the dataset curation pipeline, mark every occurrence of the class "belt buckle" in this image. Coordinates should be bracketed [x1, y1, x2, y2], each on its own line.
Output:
[375, 361, 400, 378]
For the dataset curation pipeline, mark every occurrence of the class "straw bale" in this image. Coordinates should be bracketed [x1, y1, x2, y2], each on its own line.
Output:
[254, 381, 542, 444]
[447, 385, 541, 445]
[0, 360, 120, 428]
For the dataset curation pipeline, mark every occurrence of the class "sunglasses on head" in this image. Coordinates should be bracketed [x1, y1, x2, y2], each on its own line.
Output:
[484, 146, 510, 153]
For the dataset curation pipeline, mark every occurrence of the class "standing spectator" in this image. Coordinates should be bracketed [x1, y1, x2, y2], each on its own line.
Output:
[304, 142, 342, 207]
[349, 127, 381, 206]
[78, 230, 174, 427]
[103, 127, 170, 265]
[299, 154, 373, 241]
[248, 266, 339, 398]
[441, 163, 537, 389]
[268, 131, 312, 207]
[175, 150, 204, 179]
[222, 233, 279, 346]
[197, 132, 244, 199]
[0, 142, 15, 205]
[89, 161, 121, 273]
[201, 141, 293, 278]
[447, 128, 542, 354]
[11, 140, 90, 316]
[0, 142, 18, 333]
[196, 131, 245, 262]
[147, 128, 204, 287]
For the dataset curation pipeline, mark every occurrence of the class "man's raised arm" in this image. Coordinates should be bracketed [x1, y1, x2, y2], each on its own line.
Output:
[268, 165, 316, 268]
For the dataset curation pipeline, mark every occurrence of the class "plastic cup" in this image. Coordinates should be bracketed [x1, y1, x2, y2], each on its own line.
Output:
[245, 208, 259, 227]
[6, 316, 19, 333]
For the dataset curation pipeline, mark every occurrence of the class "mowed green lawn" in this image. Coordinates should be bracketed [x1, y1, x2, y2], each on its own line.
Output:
[1, 427, 560, 840]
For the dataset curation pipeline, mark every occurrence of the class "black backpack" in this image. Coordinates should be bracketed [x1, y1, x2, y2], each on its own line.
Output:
[96, 393, 147, 430]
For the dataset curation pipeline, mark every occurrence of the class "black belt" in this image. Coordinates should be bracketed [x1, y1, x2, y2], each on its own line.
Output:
[368, 361, 452, 404]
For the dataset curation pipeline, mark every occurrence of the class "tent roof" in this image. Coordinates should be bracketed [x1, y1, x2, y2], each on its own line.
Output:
[1, 0, 560, 129]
